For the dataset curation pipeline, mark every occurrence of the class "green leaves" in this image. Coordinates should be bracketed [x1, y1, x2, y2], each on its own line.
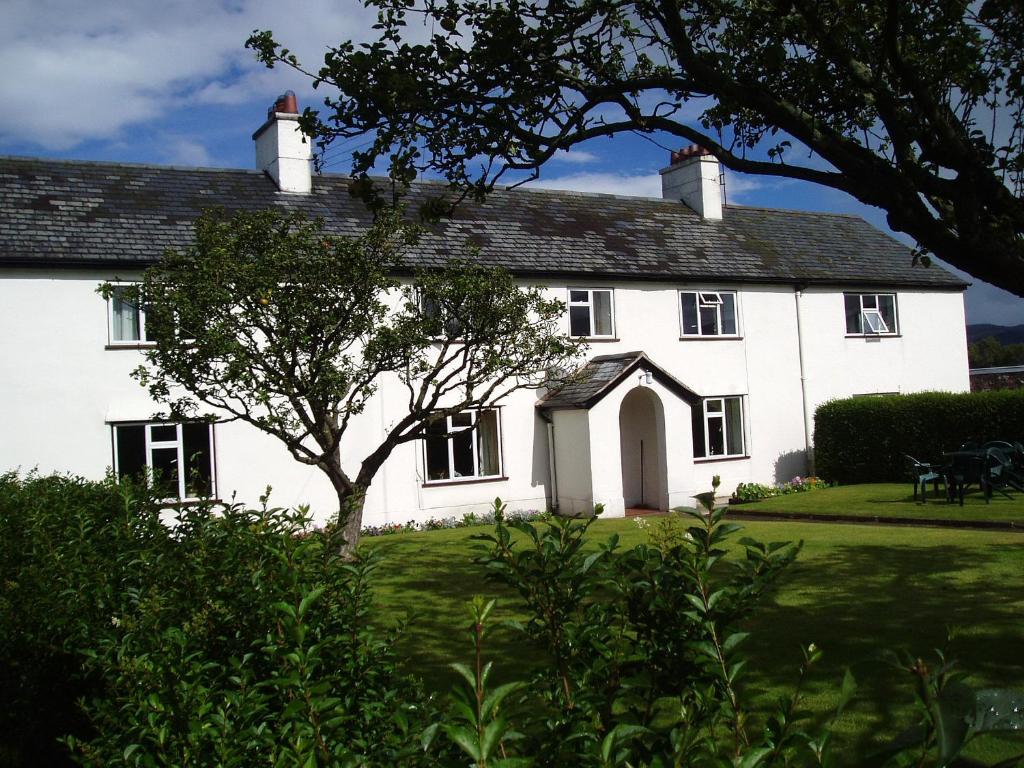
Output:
[117, 207, 579, 550]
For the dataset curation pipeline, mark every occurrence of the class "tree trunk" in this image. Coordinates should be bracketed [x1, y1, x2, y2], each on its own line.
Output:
[332, 484, 367, 558]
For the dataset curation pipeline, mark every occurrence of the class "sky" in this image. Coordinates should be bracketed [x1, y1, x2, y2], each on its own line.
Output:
[2, 0, 1021, 327]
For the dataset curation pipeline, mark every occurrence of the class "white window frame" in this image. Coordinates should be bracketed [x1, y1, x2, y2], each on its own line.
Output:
[422, 409, 503, 484]
[845, 292, 898, 336]
[699, 396, 746, 459]
[112, 422, 217, 501]
[106, 283, 153, 346]
[679, 290, 741, 338]
[567, 288, 616, 338]
[417, 288, 464, 340]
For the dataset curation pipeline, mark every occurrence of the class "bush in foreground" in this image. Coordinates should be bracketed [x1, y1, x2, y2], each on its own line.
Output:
[0, 472, 434, 767]
[3, 473, 1021, 766]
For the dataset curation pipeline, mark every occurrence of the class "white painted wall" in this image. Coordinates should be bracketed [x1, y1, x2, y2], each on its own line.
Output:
[550, 408, 593, 516]
[0, 269, 969, 526]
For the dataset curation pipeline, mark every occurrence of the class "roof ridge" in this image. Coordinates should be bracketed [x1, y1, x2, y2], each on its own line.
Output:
[0, 155, 263, 176]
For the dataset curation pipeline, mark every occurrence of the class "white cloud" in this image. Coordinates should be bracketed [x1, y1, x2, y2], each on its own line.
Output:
[527, 171, 662, 198]
[551, 148, 599, 165]
[161, 136, 213, 167]
[0, 0, 378, 150]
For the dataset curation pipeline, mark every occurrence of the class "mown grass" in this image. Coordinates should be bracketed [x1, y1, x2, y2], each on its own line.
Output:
[364, 515, 1024, 763]
[733, 482, 1024, 524]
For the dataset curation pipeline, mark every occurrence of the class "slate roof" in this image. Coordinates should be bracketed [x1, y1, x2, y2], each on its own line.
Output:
[0, 155, 966, 289]
[539, 352, 700, 410]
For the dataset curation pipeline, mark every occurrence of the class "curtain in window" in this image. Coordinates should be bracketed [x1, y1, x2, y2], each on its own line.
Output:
[477, 410, 500, 476]
[878, 295, 896, 332]
[720, 293, 737, 334]
[112, 289, 140, 341]
[725, 398, 744, 455]
[593, 291, 613, 336]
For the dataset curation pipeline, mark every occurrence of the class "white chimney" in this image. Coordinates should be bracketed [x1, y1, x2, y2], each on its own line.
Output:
[659, 145, 723, 220]
[253, 91, 312, 194]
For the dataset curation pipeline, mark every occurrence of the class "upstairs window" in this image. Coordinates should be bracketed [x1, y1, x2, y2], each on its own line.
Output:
[845, 293, 898, 335]
[113, 422, 215, 500]
[419, 292, 464, 339]
[692, 396, 745, 459]
[680, 291, 738, 337]
[568, 289, 615, 338]
[108, 285, 151, 344]
[424, 409, 502, 482]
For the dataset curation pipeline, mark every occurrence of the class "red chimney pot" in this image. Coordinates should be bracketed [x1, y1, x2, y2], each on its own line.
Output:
[670, 144, 712, 165]
[268, 90, 299, 119]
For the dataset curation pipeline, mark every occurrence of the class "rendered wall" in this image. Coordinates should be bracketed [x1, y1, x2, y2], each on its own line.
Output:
[0, 269, 969, 526]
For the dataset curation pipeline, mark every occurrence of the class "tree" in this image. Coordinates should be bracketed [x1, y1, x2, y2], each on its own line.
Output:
[248, 0, 1024, 294]
[968, 335, 1024, 367]
[106, 209, 578, 551]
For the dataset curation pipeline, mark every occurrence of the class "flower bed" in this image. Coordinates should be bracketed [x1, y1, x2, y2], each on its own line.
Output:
[731, 476, 829, 504]
[361, 508, 550, 537]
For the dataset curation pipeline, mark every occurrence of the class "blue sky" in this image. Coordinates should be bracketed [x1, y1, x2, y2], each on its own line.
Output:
[3, 0, 1020, 327]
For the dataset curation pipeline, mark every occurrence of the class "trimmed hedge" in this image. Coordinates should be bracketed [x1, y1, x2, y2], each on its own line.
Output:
[814, 390, 1024, 484]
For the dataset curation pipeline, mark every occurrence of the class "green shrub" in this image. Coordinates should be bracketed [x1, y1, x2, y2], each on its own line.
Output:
[814, 390, 1024, 483]
[452, 480, 814, 766]
[0, 472, 435, 767]
[0, 472, 168, 766]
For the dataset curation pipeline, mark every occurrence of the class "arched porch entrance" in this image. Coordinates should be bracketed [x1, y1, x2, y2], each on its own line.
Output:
[618, 385, 669, 511]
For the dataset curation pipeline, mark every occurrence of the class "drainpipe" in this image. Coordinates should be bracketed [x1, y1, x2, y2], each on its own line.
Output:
[794, 286, 815, 475]
[539, 410, 559, 513]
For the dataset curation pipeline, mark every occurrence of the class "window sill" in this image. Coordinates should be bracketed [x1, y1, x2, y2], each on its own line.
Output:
[106, 343, 157, 350]
[845, 333, 902, 339]
[572, 337, 620, 343]
[157, 498, 223, 508]
[694, 455, 750, 464]
[422, 475, 509, 488]
[679, 335, 743, 341]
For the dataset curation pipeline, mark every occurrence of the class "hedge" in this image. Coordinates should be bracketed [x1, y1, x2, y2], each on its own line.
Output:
[813, 390, 1024, 484]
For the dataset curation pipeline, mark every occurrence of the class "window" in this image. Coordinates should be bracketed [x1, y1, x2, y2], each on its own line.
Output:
[680, 290, 739, 337]
[844, 293, 898, 335]
[419, 292, 464, 339]
[424, 409, 502, 482]
[568, 289, 615, 338]
[108, 285, 151, 344]
[113, 422, 215, 500]
[692, 397, 745, 458]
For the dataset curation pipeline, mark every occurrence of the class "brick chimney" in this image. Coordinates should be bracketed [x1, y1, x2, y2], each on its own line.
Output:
[659, 145, 723, 219]
[252, 91, 312, 194]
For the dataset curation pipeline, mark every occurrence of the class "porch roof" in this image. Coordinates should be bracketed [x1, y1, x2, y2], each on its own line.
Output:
[538, 351, 700, 411]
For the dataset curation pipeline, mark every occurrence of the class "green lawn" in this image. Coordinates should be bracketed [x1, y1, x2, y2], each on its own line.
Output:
[364, 515, 1024, 763]
[732, 482, 1024, 524]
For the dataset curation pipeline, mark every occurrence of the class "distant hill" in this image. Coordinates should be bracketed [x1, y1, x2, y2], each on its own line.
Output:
[966, 324, 1024, 345]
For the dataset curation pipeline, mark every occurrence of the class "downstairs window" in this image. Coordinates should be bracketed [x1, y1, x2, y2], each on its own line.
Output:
[424, 409, 502, 482]
[692, 396, 745, 459]
[113, 422, 215, 500]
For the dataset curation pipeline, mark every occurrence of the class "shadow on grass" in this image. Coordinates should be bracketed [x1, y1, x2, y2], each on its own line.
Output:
[367, 535, 539, 689]
[366, 526, 1024, 763]
[743, 540, 1024, 760]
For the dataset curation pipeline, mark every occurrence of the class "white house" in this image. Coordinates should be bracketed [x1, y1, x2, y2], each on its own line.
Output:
[0, 96, 970, 525]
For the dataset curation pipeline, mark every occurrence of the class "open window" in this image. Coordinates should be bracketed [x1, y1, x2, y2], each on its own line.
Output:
[112, 422, 216, 500]
[692, 396, 745, 459]
[423, 409, 502, 482]
[568, 288, 615, 338]
[844, 293, 898, 335]
[680, 290, 739, 337]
